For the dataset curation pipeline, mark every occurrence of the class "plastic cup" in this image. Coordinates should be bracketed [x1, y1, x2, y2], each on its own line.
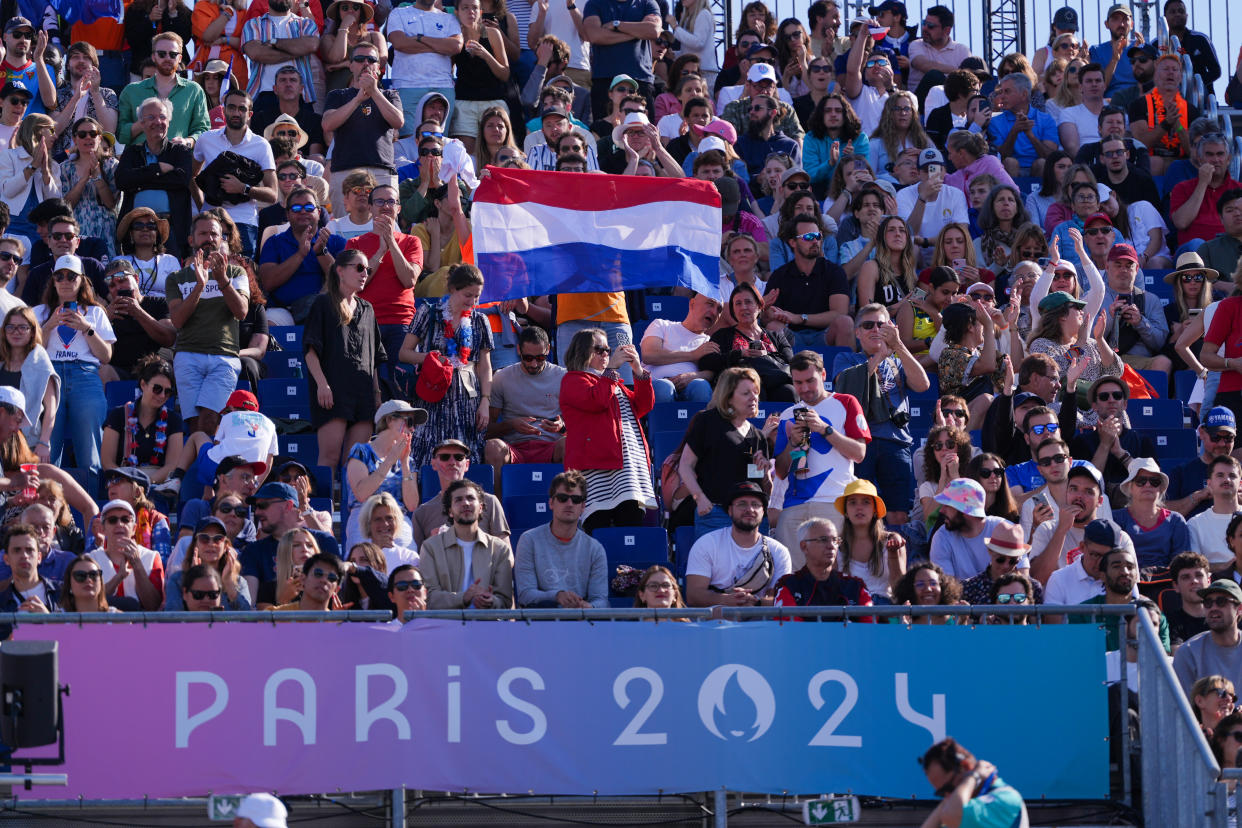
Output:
[19, 463, 37, 500]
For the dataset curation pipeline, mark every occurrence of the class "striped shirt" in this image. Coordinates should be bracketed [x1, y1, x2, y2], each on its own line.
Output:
[582, 387, 655, 519]
[242, 13, 320, 102]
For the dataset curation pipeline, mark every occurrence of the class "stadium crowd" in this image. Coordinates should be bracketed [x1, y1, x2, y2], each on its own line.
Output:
[0, 0, 1241, 751]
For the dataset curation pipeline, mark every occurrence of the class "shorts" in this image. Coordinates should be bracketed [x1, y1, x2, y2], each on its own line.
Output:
[509, 438, 560, 464]
[173, 352, 241, 421]
[450, 98, 507, 139]
[1121, 353, 1158, 370]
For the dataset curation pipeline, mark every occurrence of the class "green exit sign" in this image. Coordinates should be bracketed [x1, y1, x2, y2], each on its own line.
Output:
[802, 796, 860, 824]
[208, 794, 245, 821]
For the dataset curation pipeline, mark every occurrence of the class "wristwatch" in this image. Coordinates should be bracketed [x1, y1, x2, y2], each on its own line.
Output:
[86, 328, 96, 338]
[416, 32, 424, 42]
[821, 422, 835, 437]
[611, 19, 621, 30]
[244, 184, 252, 197]
[800, 313, 808, 324]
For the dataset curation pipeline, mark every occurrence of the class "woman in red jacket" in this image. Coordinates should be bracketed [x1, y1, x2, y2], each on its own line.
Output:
[560, 328, 656, 533]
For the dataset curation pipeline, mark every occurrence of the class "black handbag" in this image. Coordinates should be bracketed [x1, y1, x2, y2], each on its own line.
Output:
[195, 151, 264, 206]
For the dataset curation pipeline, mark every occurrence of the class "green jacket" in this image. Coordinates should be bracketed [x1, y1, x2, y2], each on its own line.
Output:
[117, 76, 211, 145]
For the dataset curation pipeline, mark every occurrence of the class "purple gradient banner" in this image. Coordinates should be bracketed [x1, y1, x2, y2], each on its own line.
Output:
[11, 620, 1108, 800]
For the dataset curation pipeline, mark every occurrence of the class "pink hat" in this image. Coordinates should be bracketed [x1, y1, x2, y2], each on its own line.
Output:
[693, 118, 738, 144]
[984, 520, 1030, 557]
[932, 478, 986, 519]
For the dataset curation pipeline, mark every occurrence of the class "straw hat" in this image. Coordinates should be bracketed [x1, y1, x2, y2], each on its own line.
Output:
[325, 0, 375, 24]
[1163, 251, 1220, 285]
[116, 207, 169, 244]
[262, 114, 309, 150]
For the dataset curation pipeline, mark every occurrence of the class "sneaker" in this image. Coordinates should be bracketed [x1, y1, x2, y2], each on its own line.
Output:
[151, 478, 182, 497]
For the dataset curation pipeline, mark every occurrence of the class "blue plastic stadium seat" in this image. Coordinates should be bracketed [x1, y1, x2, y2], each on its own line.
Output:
[418, 463, 494, 498]
[754, 401, 786, 420]
[1173, 369, 1197, 403]
[593, 526, 670, 569]
[278, 434, 318, 466]
[269, 325, 304, 351]
[501, 494, 550, 539]
[104, 380, 140, 409]
[650, 430, 683, 472]
[307, 465, 333, 498]
[644, 294, 689, 321]
[1138, 429, 1197, 460]
[500, 463, 564, 498]
[257, 378, 311, 421]
[1138, 369, 1169, 397]
[1014, 176, 1040, 198]
[648, 401, 706, 433]
[1126, 398, 1185, 431]
[673, 524, 695, 580]
[262, 351, 304, 379]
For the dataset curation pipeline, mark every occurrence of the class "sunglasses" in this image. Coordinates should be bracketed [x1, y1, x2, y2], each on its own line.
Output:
[149, 383, 172, 396]
[797, 232, 823, 242]
[154, 49, 178, 58]
[349, 186, 373, 196]
[593, 345, 612, 355]
[9, 30, 32, 40]
[1037, 453, 1069, 467]
[1084, 227, 1112, 236]
[0, 251, 19, 263]
[274, 131, 300, 139]
[969, 292, 995, 303]
[196, 533, 226, 543]
[4, 96, 27, 106]
[277, 172, 303, 182]
[420, 131, 445, 139]
[341, 262, 371, 274]
[130, 221, 158, 231]
[71, 569, 102, 583]
[216, 503, 243, 515]
[419, 147, 443, 157]
[977, 467, 1005, 479]
[995, 592, 1029, 604]
[53, 272, 79, 282]
[1028, 423, 1058, 435]
[51, 232, 77, 241]
[392, 580, 424, 592]
[1214, 688, 1238, 703]
[76, 130, 99, 139]
[785, 181, 811, 191]
[189, 589, 222, 600]
[1095, 390, 1126, 401]
[436, 452, 467, 462]
[104, 514, 134, 525]
[942, 408, 967, 419]
[351, 55, 380, 64]
[809, 64, 832, 73]
[1131, 475, 1163, 488]
[521, 353, 548, 363]
[1182, 273, 1206, 282]
[553, 492, 586, 504]
[288, 203, 317, 213]
[857, 320, 884, 330]
[1204, 597, 1240, 609]
[310, 567, 341, 583]
[865, 58, 889, 68]
[930, 440, 956, 451]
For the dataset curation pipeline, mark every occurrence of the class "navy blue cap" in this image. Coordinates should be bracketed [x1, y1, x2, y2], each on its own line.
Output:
[247, 482, 298, 506]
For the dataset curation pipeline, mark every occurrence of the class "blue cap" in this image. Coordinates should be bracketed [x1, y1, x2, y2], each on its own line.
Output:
[1204, 406, 1237, 433]
[1083, 518, 1125, 548]
[247, 482, 298, 505]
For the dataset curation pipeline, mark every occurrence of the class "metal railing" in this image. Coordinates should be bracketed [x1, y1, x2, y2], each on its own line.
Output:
[1137, 612, 1232, 828]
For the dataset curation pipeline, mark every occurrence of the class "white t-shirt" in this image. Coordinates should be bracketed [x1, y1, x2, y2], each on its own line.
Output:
[657, 113, 686, 141]
[1029, 521, 1086, 572]
[386, 5, 461, 88]
[771, 393, 871, 508]
[1125, 200, 1172, 261]
[327, 216, 374, 240]
[207, 410, 280, 469]
[90, 545, 160, 603]
[121, 253, 181, 298]
[1189, 509, 1236, 567]
[895, 181, 970, 250]
[33, 304, 116, 364]
[1021, 493, 1114, 547]
[686, 527, 792, 599]
[542, 0, 590, 69]
[0, 288, 23, 317]
[1058, 103, 1102, 147]
[193, 128, 277, 227]
[640, 318, 708, 379]
[382, 544, 420, 576]
[846, 84, 889, 136]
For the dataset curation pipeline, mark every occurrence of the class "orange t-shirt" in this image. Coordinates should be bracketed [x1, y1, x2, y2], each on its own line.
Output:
[556, 292, 628, 326]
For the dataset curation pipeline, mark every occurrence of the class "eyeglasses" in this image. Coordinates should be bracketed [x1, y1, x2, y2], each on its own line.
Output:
[277, 172, 303, 182]
[4, 324, 30, 333]
[351, 55, 380, 64]
[995, 592, 1029, 604]
[189, 588, 222, 600]
[1204, 597, 1240, 608]
[857, 320, 884, 330]
[342, 262, 371, 274]
[53, 272, 79, 282]
[942, 408, 967, 419]
[1102, 149, 1127, 158]
[1095, 390, 1126, 401]
[104, 514, 134, 525]
[50, 231, 77, 241]
[797, 232, 823, 242]
[392, 579, 424, 591]
[76, 130, 99, 139]
[1072, 193, 1099, 203]
[288, 203, 317, 213]
[1028, 423, 1058, 435]
[1037, 452, 1069, 466]
[520, 353, 548, 363]
[1084, 227, 1112, 236]
[891, 105, 914, 114]
[593, 345, 611, 355]
[553, 492, 586, 504]
[1182, 273, 1206, 282]
[977, 467, 1005, 479]
[419, 147, 443, 157]
[805, 535, 841, 547]
[436, 452, 467, 462]
[372, 198, 399, 208]
[0, 251, 19, 263]
[71, 569, 102, 583]
[310, 567, 341, 583]
[644, 581, 675, 591]
[216, 503, 243, 515]
[154, 49, 178, 58]
[149, 383, 172, 396]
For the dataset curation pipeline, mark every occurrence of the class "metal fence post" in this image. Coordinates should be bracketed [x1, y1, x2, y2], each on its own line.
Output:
[713, 789, 728, 828]
[1117, 609, 1132, 809]
[390, 786, 405, 828]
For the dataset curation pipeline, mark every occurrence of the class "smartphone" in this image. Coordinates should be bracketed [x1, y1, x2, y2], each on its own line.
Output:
[1121, 294, 1134, 305]
[118, 288, 133, 298]
[952, 258, 967, 269]
[1189, 308, 1203, 316]
[64, 301, 77, 312]
[749, 340, 764, 350]
[1033, 491, 1052, 511]
[794, 407, 810, 421]
[1038, 257, 1051, 267]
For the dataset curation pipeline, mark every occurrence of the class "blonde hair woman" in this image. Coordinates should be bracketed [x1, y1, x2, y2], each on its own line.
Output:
[0, 114, 59, 241]
[665, 0, 719, 89]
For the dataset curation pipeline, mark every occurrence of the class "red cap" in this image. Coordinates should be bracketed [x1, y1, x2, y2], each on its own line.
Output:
[1107, 243, 1139, 263]
[1084, 212, 1113, 226]
[226, 390, 259, 412]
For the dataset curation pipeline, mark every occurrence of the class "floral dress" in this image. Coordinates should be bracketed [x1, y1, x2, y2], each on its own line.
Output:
[406, 301, 493, 469]
[59, 155, 120, 257]
[938, 343, 1008, 400]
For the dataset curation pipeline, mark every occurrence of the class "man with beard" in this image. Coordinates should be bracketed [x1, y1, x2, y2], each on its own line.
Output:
[117, 32, 210, 143]
[1075, 105, 1151, 170]
[1028, 463, 1106, 585]
[930, 478, 1027, 581]
[193, 89, 279, 258]
[1045, 518, 1126, 607]
[686, 482, 792, 607]
[1163, 0, 1219, 86]
[241, 0, 321, 103]
[484, 327, 568, 477]
[765, 219, 853, 350]
[1189, 456, 1242, 575]
[165, 213, 251, 436]
[1168, 407, 1237, 518]
[1107, 45, 1156, 114]
[240, 482, 341, 601]
[1174, 579, 1242, 694]
[1070, 375, 1156, 491]
[734, 92, 799, 177]
[1091, 136, 1161, 217]
[421, 479, 514, 609]
[0, 19, 56, 114]
[256, 187, 343, 326]
[514, 470, 608, 609]
[1073, 545, 1171, 651]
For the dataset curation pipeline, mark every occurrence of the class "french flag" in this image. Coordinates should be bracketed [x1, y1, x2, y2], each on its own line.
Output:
[470, 168, 722, 303]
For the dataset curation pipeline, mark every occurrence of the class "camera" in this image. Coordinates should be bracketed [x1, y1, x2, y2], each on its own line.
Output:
[890, 408, 910, 428]
[794, 407, 810, 421]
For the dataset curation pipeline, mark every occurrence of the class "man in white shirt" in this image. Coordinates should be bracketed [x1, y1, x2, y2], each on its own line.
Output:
[1057, 62, 1107, 159]
[1189, 455, 1242, 575]
[385, 0, 464, 137]
[686, 482, 792, 607]
[841, 20, 895, 134]
[1028, 464, 1107, 585]
[905, 5, 970, 93]
[1044, 518, 1132, 609]
[89, 499, 163, 611]
[640, 291, 720, 403]
[192, 90, 279, 259]
[895, 148, 968, 263]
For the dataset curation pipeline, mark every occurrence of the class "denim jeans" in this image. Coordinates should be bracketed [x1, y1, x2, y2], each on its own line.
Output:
[50, 360, 107, 490]
[653, 377, 713, 403]
[237, 224, 258, 260]
[557, 319, 633, 382]
[379, 323, 410, 380]
[789, 327, 827, 351]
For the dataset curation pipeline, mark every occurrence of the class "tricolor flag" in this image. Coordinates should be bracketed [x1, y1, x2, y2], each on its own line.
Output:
[470, 168, 722, 304]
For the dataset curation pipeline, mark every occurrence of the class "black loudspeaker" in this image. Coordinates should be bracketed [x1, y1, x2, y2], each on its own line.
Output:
[0, 641, 59, 748]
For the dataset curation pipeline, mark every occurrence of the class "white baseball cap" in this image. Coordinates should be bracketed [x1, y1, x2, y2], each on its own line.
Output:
[0, 385, 29, 425]
[236, 793, 288, 828]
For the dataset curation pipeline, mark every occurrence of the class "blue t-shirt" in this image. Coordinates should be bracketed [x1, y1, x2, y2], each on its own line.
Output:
[1167, 455, 1210, 518]
[1089, 39, 1137, 97]
[2, 60, 44, 114]
[1112, 507, 1192, 570]
[581, 0, 660, 81]
[986, 106, 1059, 168]
[1006, 458, 1097, 492]
[258, 228, 346, 308]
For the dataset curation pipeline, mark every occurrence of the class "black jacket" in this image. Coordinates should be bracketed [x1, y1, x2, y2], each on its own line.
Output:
[116, 140, 196, 260]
